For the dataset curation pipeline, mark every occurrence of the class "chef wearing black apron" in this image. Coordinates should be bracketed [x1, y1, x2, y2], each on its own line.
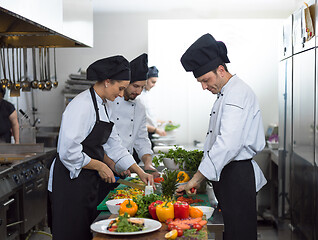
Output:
[49, 56, 153, 240]
[177, 34, 267, 240]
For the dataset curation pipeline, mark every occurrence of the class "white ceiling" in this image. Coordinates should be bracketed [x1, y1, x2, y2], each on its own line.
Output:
[92, 0, 303, 18]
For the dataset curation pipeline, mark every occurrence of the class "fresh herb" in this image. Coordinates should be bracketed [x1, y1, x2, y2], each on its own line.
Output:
[161, 169, 179, 199]
[165, 123, 180, 132]
[153, 146, 203, 173]
[132, 193, 163, 218]
[116, 213, 143, 232]
[182, 229, 207, 239]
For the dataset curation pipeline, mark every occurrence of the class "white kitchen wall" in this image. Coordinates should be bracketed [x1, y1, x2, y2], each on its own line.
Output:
[19, 13, 279, 146]
[148, 19, 281, 145]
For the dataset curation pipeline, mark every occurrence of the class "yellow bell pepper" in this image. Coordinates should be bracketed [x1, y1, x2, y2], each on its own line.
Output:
[156, 202, 174, 222]
[177, 171, 190, 183]
[119, 199, 138, 217]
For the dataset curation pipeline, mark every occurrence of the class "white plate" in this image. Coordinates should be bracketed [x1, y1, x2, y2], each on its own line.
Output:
[90, 218, 162, 235]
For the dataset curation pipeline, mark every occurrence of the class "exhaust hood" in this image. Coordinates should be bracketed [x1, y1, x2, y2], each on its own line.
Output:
[0, 7, 89, 48]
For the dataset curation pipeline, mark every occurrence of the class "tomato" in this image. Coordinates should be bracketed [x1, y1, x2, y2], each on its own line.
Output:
[174, 218, 180, 222]
[190, 187, 196, 193]
[154, 177, 164, 183]
[176, 228, 183, 237]
[166, 218, 173, 224]
[168, 223, 175, 231]
[192, 223, 202, 231]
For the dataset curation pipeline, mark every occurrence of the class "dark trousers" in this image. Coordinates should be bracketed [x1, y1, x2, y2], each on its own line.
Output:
[212, 160, 257, 240]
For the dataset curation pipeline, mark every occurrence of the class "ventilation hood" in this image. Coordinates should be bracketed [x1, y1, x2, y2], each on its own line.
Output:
[0, 7, 89, 48]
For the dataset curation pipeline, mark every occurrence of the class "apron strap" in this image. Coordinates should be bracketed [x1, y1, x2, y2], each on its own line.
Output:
[89, 87, 100, 122]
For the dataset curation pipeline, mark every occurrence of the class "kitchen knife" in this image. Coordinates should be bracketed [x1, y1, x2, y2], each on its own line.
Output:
[115, 177, 146, 191]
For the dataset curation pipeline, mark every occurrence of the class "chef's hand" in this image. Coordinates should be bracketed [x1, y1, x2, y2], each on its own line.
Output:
[129, 163, 156, 190]
[176, 180, 198, 196]
[176, 171, 205, 196]
[119, 169, 131, 178]
[98, 163, 116, 183]
[156, 128, 167, 136]
[144, 165, 160, 179]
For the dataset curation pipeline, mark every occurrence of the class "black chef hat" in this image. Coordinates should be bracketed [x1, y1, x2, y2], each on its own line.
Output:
[87, 55, 130, 81]
[147, 66, 159, 78]
[130, 53, 148, 83]
[180, 33, 230, 78]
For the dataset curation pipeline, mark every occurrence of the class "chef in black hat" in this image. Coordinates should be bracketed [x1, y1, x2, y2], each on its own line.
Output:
[0, 87, 19, 143]
[176, 34, 267, 240]
[108, 53, 160, 178]
[139, 66, 166, 148]
[49, 55, 154, 240]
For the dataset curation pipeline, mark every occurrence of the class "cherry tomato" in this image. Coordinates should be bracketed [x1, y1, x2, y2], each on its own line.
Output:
[176, 228, 183, 237]
[174, 218, 180, 222]
[192, 223, 202, 231]
[168, 223, 175, 231]
[166, 218, 173, 224]
[190, 187, 196, 193]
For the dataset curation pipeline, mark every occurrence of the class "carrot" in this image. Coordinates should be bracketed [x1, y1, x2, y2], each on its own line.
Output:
[174, 223, 191, 230]
[198, 220, 208, 226]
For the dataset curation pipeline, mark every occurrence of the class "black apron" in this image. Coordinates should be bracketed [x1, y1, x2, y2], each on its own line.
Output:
[52, 87, 114, 240]
[212, 159, 257, 240]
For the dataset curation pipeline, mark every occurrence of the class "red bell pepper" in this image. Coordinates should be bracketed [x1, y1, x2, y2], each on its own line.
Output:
[173, 201, 190, 219]
[148, 200, 163, 220]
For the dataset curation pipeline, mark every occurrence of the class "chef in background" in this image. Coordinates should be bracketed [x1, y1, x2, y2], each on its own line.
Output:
[0, 87, 19, 143]
[139, 66, 166, 148]
[48, 56, 153, 240]
[108, 53, 160, 179]
[176, 33, 267, 240]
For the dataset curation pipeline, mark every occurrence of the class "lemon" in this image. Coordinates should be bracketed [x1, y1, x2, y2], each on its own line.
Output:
[165, 229, 178, 240]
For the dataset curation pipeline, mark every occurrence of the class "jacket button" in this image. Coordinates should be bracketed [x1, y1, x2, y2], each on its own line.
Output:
[213, 111, 215, 114]
[210, 130, 212, 133]
[131, 119, 133, 121]
[129, 134, 132, 137]
[117, 118, 119, 120]
[117, 102, 119, 104]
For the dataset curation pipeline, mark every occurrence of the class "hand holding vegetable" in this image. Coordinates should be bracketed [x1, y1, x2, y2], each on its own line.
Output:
[176, 171, 205, 196]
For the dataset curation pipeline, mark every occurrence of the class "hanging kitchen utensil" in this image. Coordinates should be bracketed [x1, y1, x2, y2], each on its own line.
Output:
[44, 47, 52, 90]
[0, 46, 8, 89]
[10, 47, 20, 97]
[31, 47, 39, 89]
[14, 48, 21, 91]
[6, 47, 13, 90]
[53, 47, 58, 88]
[21, 47, 31, 92]
[38, 47, 45, 90]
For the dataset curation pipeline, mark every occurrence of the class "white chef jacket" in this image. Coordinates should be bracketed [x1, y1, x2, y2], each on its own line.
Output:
[109, 96, 153, 159]
[198, 75, 267, 192]
[48, 89, 135, 192]
[138, 89, 158, 127]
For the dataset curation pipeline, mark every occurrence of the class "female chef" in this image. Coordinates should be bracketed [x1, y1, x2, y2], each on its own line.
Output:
[49, 55, 153, 240]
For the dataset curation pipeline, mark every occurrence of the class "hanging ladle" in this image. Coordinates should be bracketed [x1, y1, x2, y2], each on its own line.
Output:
[6, 47, 13, 90]
[21, 47, 31, 92]
[31, 47, 39, 89]
[0, 46, 8, 89]
[53, 47, 58, 88]
[38, 47, 45, 90]
[44, 47, 52, 90]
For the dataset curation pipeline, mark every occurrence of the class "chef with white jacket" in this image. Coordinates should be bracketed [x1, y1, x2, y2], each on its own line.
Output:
[108, 53, 160, 178]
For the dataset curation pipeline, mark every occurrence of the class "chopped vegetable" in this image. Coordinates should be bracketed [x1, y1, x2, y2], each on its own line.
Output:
[154, 177, 164, 183]
[107, 213, 144, 232]
[176, 196, 204, 205]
